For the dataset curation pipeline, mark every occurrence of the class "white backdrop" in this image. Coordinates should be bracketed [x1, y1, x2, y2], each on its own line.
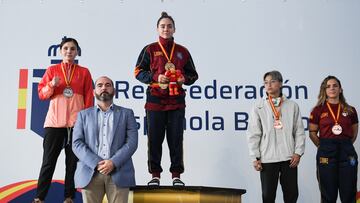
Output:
[1, 0, 359, 202]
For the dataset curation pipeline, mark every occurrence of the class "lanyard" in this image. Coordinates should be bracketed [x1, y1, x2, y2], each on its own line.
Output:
[268, 96, 282, 120]
[158, 41, 176, 63]
[61, 63, 76, 86]
[326, 102, 341, 125]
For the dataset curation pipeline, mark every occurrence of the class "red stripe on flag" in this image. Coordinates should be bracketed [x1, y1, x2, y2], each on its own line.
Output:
[19, 69, 28, 89]
[0, 180, 34, 192]
[16, 109, 26, 129]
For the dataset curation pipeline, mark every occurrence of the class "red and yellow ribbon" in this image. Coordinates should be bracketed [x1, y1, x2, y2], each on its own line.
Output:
[61, 63, 76, 86]
[326, 102, 341, 125]
[158, 41, 176, 63]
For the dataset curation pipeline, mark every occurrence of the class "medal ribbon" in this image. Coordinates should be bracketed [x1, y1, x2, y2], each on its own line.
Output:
[326, 102, 340, 125]
[61, 63, 76, 86]
[268, 95, 282, 120]
[158, 41, 176, 63]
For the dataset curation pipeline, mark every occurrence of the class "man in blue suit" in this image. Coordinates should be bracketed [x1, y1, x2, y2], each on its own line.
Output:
[72, 76, 138, 203]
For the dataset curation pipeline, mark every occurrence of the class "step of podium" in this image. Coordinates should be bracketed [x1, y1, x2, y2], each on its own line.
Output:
[130, 186, 246, 203]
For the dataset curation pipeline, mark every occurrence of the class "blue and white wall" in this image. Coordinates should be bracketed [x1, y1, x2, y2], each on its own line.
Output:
[1, 0, 359, 202]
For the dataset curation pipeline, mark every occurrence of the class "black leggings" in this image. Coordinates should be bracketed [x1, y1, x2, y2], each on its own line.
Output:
[35, 127, 78, 200]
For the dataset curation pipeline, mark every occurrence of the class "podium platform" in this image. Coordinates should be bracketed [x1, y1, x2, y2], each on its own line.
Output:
[130, 186, 246, 203]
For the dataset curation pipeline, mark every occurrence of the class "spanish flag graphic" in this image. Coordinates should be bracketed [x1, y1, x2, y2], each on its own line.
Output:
[0, 180, 82, 203]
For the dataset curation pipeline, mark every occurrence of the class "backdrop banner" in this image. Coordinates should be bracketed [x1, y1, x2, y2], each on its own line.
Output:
[1, 1, 359, 202]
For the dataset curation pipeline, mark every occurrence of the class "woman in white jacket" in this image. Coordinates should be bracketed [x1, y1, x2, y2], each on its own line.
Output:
[247, 70, 306, 203]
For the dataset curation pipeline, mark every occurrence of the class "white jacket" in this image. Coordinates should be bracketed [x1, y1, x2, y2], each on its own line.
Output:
[247, 96, 306, 163]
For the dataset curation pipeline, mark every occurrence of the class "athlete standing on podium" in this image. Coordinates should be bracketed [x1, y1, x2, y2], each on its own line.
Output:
[33, 38, 94, 203]
[134, 12, 198, 187]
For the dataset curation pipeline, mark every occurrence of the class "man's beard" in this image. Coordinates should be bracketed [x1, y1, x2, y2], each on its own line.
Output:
[95, 91, 114, 102]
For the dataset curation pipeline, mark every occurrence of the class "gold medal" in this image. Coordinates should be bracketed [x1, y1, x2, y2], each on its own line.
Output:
[158, 41, 176, 90]
[165, 62, 175, 70]
[158, 41, 176, 68]
[326, 102, 342, 135]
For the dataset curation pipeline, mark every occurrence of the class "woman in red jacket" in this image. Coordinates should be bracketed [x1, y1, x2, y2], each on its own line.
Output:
[134, 12, 198, 187]
[33, 38, 94, 203]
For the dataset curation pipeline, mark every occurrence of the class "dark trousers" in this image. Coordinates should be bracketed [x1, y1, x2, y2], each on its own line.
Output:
[146, 109, 185, 174]
[35, 127, 78, 200]
[260, 161, 298, 203]
[317, 139, 358, 203]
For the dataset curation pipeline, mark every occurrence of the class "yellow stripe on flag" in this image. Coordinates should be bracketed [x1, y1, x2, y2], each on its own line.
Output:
[17, 89, 27, 109]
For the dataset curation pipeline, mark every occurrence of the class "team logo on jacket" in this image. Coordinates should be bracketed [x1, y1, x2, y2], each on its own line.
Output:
[154, 51, 163, 57]
[320, 112, 328, 119]
[176, 52, 183, 60]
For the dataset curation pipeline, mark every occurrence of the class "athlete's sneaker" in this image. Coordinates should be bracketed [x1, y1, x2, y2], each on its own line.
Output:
[172, 178, 185, 187]
[147, 177, 160, 186]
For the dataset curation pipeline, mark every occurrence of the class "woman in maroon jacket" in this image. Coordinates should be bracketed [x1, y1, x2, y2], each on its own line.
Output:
[134, 11, 198, 187]
[309, 75, 358, 203]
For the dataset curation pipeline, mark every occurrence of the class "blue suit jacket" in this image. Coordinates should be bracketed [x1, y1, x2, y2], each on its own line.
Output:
[72, 104, 138, 188]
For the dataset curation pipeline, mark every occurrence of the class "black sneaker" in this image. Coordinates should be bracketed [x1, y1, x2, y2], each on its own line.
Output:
[147, 177, 160, 186]
[172, 178, 185, 187]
